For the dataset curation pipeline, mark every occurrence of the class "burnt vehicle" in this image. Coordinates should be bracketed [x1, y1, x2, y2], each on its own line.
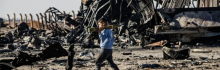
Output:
[80, 0, 220, 48]
[154, 0, 220, 46]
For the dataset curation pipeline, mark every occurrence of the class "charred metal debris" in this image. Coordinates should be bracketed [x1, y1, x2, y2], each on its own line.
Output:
[1, 0, 220, 70]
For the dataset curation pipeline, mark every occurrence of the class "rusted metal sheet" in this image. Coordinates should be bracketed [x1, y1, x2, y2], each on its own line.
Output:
[44, 13, 48, 29]
[145, 40, 167, 47]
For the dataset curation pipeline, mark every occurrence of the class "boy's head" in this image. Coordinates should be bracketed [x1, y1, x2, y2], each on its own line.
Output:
[98, 18, 108, 27]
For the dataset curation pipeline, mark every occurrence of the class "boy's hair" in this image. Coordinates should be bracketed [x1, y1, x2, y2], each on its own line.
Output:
[98, 18, 108, 24]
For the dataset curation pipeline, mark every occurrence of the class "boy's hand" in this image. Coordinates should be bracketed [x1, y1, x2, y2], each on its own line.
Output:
[98, 27, 104, 34]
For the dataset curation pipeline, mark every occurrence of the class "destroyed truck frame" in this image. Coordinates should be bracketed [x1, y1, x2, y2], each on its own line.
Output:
[154, 7, 220, 44]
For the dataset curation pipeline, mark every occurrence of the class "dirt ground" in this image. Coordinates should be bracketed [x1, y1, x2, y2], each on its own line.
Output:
[1, 45, 220, 70]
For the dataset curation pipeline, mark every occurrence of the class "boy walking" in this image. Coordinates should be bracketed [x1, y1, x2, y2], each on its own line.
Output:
[95, 18, 119, 70]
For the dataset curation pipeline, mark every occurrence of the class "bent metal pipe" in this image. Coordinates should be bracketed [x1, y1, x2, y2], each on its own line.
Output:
[29, 14, 33, 28]
[25, 14, 27, 23]
[7, 14, 10, 29]
[36, 14, 40, 30]
[20, 13, 23, 23]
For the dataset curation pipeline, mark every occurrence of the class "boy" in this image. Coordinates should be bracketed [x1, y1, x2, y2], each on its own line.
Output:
[95, 18, 119, 70]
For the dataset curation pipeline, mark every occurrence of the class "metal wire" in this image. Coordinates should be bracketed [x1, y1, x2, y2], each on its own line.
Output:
[119, 0, 124, 24]
[93, 0, 111, 27]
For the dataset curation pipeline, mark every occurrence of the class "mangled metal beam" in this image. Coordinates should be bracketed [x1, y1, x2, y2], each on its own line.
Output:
[13, 13, 15, 28]
[40, 13, 45, 30]
[7, 14, 10, 29]
[36, 14, 40, 30]
[20, 13, 23, 23]
[29, 14, 33, 27]
[44, 13, 48, 29]
[72, 10, 75, 20]
[63, 11, 66, 26]
[24, 14, 27, 23]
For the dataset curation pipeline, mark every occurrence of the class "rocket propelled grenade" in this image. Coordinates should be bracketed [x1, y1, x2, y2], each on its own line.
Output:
[88, 24, 121, 32]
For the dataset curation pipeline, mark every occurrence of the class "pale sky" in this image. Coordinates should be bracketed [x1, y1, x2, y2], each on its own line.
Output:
[0, 0, 198, 20]
[0, 0, 81, 19]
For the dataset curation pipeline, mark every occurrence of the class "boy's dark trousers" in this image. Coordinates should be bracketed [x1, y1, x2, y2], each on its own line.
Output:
[95, 49, 119, 70]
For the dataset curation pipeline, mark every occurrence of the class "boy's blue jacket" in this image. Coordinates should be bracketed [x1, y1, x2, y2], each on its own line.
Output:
[99, 29, 114, 49]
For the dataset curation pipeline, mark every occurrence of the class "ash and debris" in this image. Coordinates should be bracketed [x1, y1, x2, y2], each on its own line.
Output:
[2, 44, 220, 70]
[1, 0, 220, 70]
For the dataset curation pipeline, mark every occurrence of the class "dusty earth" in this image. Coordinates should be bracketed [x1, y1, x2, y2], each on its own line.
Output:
[1, 45, 220, 70]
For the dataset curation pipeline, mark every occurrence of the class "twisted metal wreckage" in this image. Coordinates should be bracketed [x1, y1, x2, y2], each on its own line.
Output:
[1, 0, 220, 70]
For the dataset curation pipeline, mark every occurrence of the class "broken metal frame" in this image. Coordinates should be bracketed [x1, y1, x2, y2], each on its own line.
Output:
[29, 14, 33, 28]
[157, 7, 220, 14]
[155, 7, 220, 34]
[40, 13, 45, 30]
[7, 14, 10, 29]
[44, 7, 63, 23]
[25, 14, 27, 23]
[13, 13, 15, 28]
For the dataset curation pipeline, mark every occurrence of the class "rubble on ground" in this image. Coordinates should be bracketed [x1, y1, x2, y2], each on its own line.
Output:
[1, 0, 220, 70]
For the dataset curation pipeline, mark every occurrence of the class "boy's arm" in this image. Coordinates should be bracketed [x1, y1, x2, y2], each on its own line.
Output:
[99, 30, 112, 47]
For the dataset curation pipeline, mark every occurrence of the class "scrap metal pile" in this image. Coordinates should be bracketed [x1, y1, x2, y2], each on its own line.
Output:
[1, 0, 220, 70]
